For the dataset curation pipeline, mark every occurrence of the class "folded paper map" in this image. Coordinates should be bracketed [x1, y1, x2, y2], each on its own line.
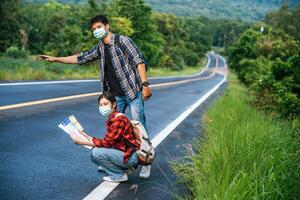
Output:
[58, 115, 92, 149]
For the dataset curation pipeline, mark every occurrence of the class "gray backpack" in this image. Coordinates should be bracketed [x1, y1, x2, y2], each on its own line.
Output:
[115, 113, 155, 165]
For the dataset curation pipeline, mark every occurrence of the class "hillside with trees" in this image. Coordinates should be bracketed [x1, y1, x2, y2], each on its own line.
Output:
[23, 0, 300, 21]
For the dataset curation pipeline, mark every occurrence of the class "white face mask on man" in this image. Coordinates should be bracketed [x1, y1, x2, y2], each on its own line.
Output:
[93, 27, 107, 39]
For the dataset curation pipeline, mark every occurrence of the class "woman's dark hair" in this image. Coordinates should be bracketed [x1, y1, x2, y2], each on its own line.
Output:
[90, 15, 109, 28]
[98, 92, 117, 108]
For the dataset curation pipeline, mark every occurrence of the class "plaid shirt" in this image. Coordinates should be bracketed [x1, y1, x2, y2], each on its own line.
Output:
[77, 34, 145, 101]
[92, 111, 140, 163]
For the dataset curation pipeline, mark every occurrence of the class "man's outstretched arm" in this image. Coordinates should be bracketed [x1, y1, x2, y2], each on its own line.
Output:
[39, 44, 101, 65]
[38, 55, 78, 64]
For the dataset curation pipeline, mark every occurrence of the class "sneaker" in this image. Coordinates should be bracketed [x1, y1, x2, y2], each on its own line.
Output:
[97, 166, 105, 172]
[139, 165, 151, 178]
[103, 174, 128, 183]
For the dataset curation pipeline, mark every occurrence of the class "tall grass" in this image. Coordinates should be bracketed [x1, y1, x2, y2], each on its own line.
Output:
[148, 58, 206, 77]
[173, 73, 300, 199]
[0, 56, 206, 81]
[0, 57, 99, 80]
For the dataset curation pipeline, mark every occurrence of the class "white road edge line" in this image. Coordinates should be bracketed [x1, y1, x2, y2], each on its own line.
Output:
[0, 54, 212, 86]
[83, 70, 227, 200]
[0, 79, 100, 86]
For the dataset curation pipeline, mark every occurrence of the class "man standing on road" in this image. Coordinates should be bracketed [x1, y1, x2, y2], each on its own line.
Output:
[39, 15, 152, 178]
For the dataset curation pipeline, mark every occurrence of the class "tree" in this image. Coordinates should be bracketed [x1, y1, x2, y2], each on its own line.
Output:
[227, 23, 300, 119]
[153, 12, 188, 69]
[226, 28, 261, 72]
[265, 5, 300, 41]
[183, 16, 213, 56]
[0, 0, 22, 52]
[212, 19, 250, 48]
[111, 0, 164, 66]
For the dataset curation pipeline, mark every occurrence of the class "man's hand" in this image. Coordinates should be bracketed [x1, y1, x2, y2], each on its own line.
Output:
[137, 63, 151, 101]
[38, 55, 56, 62]
[142, 86, 152, 101]
[38, 54, 78, 64]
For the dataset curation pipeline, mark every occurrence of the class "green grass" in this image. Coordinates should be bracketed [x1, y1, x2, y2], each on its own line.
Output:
[148, 57, 206, 77]
[0, 56, 99, 81]
[148, 64, 204, 77]
[0, 56, 206, 81]
[173, 73, 300, 199]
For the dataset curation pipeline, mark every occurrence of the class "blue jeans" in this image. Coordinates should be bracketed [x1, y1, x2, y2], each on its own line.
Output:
[90, 147, 139, 179]
[115, 90, 148, 132]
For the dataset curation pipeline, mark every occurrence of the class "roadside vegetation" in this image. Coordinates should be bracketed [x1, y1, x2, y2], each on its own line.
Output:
[173, 5, 300, 199]
[226, 6, 300, 122]
[0, 57, 99, 80]
[173, 73, 300, 199]
[0, 56, 206, 80]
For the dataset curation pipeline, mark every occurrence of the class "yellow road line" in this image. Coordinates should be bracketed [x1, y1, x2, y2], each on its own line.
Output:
[0, 56, 221, 111]
[0, 92, 101, 111]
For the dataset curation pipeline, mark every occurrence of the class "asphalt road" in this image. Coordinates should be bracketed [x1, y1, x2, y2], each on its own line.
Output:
[0, 53, 227, 200]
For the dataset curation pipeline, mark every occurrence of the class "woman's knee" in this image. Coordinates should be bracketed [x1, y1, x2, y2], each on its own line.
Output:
[90, 147, 108, 161]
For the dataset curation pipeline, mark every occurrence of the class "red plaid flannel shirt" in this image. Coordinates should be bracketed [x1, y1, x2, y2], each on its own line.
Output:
[92, 111, 140, 163]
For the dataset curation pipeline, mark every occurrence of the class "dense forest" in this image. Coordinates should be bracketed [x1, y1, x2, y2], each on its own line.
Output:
[1, 0, 251, 71]
[226, 6, 300, 121]
[23, 0, 300, 21]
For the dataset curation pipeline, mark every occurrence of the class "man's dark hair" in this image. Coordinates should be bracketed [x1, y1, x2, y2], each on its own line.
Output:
[90, 15, 109, 27]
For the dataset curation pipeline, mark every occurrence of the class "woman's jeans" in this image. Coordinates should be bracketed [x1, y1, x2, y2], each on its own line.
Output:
[115, 90, 148, 132]
[90, 147, 139, 179]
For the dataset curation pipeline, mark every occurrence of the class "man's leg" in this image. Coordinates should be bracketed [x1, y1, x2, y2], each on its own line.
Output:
[127, 90, 151, 178]
[115, 95, 127, 114]
[127, 91, 147, 131]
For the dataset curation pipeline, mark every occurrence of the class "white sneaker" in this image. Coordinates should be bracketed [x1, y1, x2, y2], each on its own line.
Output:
[103, 174, 128, 183]
[139, 165, 151, 178]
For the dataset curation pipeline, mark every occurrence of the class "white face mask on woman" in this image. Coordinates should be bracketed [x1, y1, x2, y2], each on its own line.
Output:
[93, 27, 107, 39]
[99, 105, 113, 117]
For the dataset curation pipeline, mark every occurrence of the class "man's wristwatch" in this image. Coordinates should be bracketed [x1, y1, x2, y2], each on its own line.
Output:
[142, 81, 150, 87]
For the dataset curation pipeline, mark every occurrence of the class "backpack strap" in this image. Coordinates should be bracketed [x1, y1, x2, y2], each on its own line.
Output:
[115, 35, 120, 46]
[115, 35, 127, 55]
[114, 112, 140, 151]
[96, 43, 110, 92]
[114, 112, 125, 119]
[115, 34, 148, 71]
